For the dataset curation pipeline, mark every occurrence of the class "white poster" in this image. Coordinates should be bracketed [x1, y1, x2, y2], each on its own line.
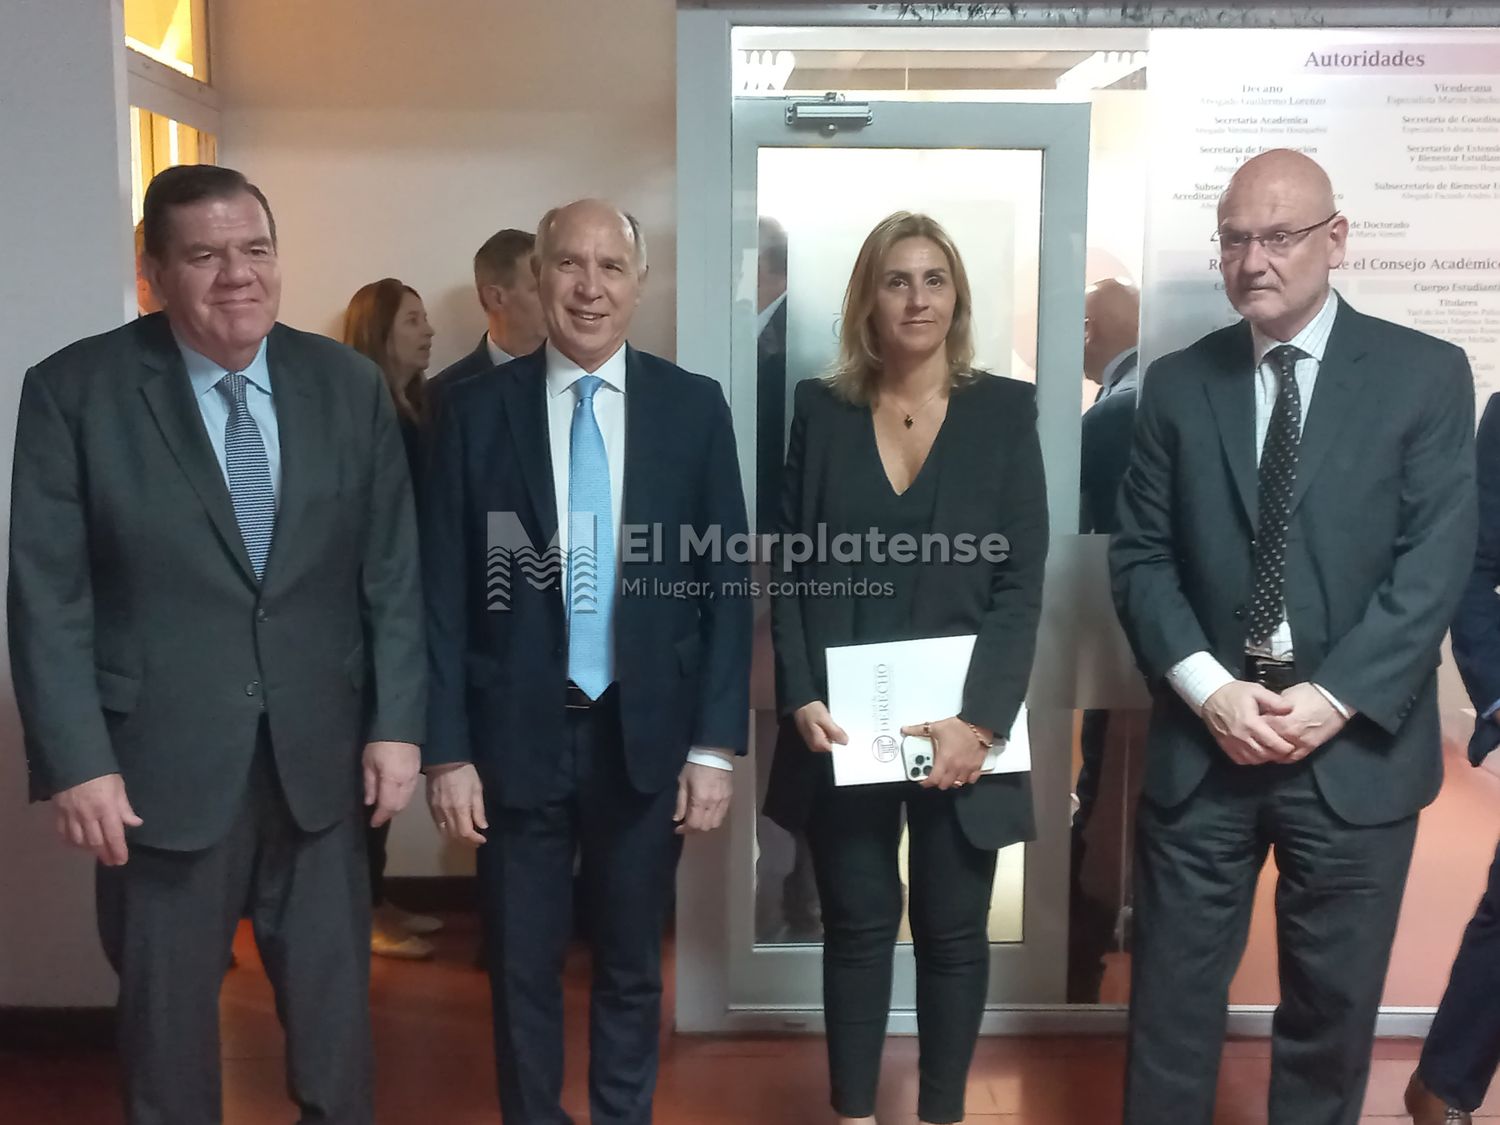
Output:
[1143, 29, 1500, 407]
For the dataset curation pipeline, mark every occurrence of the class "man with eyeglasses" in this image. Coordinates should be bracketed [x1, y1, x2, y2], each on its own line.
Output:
[1111, 148, 1476, 1124]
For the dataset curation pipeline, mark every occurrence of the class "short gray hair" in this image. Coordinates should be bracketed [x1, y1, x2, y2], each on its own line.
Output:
[535, 202, 648, 273]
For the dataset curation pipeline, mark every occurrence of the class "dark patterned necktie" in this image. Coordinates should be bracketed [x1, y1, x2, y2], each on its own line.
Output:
[215, 372, 277, 580]
[1248, 345, 1303, 646]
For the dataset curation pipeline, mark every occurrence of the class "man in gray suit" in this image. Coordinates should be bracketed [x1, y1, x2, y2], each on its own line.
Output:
[9, 164, 426, 1124]
[1111, 149, 1476, 1124]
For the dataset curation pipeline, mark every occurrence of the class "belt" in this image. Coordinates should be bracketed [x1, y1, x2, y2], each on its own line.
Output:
[564, 681, 614, 710]
[1244, 656, 1297, 692]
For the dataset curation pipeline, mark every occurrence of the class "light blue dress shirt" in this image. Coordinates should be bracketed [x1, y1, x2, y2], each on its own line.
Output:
[176, 335, 282, 499]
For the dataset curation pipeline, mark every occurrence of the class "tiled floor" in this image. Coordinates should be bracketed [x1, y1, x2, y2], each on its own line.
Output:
[1, 915, 1494, 1123]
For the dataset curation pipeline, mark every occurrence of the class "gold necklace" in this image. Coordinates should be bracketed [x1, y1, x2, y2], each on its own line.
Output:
[886, 385, 945, 429]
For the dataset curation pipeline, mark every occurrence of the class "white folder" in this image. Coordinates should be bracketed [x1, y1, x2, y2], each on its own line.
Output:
[825, 634, 1031, 787]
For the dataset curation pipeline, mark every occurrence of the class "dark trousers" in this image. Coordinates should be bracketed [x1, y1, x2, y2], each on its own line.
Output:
[1420, 832, 1500, 1113]
[96, 741, 372, 1125]
[806, 779, 999, 1124]
[366, 821, 389, 908]
[1125, 761, 1417, 1125]
[477, 691, 681, 1125]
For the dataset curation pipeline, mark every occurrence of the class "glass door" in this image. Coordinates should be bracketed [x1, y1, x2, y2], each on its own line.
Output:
[712, 96, 1090, 1025]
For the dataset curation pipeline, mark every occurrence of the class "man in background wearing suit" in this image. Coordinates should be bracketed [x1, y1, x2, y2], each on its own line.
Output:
[1111, 149, 1476, 1124]
[422, 199, 752, 1125]
[1070, 276, 1141, 1002]
[1078, 277, 1140, 536]
[430, 226, 547, 392]
[1404, 392, 1500, 1125]
[9, 164, 426, 1124]
[755, 216, 789, 534]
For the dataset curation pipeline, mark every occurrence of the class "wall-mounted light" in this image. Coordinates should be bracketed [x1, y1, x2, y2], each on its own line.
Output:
[1056, 51, 1146, 92]
[737, 50, 797, 94]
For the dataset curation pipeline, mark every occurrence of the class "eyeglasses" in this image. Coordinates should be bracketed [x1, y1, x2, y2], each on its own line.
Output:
[1213, 212, 1340, 259]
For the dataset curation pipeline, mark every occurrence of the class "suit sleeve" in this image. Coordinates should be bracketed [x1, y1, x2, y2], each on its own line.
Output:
[419, 379, 473, 768]
[1312, 347, 1477, 733]
[1109, 361, 1218, 681]
[770, 382, 820, 718]
[7, 368, 117, 799]
[959, 387, 1050, 736]
[690, 382, 752, 754]
[359, 362, 427, 744]
[1451, 393, 1500, 714]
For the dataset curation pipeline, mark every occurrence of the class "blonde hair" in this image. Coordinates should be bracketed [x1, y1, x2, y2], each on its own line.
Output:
[826, 211, 976, 403]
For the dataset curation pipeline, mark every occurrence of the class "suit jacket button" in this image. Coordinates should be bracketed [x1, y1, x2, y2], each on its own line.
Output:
[245, 681, 260, 697]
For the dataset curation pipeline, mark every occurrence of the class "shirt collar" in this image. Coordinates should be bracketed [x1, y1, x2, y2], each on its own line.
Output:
[756, 290, 788, 337]
[177, 333, 272, 401]
[545, 341, 628, 399]
[486, 334, 514, 367]
[1251, 288, 1338, 367]
[1100, 347, 1138, 391]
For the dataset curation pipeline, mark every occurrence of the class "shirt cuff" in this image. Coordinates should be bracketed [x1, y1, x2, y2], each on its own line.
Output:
[1484, 698, 1500, 721]
[1165, 651, 1237, 716]
[687, 748, 734, 772]
[1310, 683, 1352, 721]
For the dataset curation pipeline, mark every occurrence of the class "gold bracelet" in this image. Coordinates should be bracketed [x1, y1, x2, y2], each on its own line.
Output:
[965, 721, 993, 750]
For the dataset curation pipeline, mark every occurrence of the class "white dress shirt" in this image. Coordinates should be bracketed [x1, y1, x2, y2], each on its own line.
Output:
[544, 342, 732, 771]
[486, 335, 515, 368]
[1166, 290, 1351, 719]
[178, 335, 281, 499]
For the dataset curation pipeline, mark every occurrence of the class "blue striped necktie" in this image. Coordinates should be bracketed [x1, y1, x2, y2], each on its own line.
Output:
[566, 375, 616, 698]
[215, 372, 276, 580]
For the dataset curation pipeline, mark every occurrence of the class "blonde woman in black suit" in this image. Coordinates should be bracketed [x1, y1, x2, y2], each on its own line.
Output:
[765, 212, 1049, 1125]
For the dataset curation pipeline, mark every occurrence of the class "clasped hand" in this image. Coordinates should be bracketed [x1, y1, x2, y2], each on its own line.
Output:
[1201, 681, 1346, 765]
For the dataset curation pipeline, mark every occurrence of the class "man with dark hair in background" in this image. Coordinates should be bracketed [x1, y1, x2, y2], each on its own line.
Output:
[430, 226, 547, 391]
[10, 163, 425, 1124]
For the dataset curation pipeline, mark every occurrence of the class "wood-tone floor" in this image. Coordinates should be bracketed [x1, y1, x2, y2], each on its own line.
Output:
[0, 915, 1494, 1124]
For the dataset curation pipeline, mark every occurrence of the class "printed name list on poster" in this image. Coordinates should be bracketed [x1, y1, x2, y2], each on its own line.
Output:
[1144, 29, 1500, 406]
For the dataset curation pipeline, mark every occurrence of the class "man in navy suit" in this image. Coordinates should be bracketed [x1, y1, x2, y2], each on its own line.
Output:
[1405, 393, 1500, 1125]
[429, 226, 547, 392]
[421, 199, 752, 1125]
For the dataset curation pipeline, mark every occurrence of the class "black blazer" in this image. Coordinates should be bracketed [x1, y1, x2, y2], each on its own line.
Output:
[763, 374, 1050, 851]
[429, 334, 495, 391]
[1451, 393, 1500, 765]
[421, 345, 753, 808]
[8, 313, 426, 851]
[1110, 296, 1477, 825]
[1079, 352, 1139, 535]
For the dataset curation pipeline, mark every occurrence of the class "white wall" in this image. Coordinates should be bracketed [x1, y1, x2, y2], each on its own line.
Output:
[210, 0, 679, 875]
[0, 0, 134, 1006]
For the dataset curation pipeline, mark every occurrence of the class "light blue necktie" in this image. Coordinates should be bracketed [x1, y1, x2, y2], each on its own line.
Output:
[215, 372, 277, 580]
[566, 375, 616, 698]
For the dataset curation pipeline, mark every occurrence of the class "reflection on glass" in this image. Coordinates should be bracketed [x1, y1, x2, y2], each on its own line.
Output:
[749, 147, 1043, 949]
[124, 0, 204, 79]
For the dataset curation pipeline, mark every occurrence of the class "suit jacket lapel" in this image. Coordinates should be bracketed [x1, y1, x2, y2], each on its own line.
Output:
[264, 327, 317, 581]
[500, 350, 558, 547]
[1289, 301, 1364, 516]
[1202, 321, 1258, 527]
[621, 346, 657, 532]
[136, 318, 259, 585]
